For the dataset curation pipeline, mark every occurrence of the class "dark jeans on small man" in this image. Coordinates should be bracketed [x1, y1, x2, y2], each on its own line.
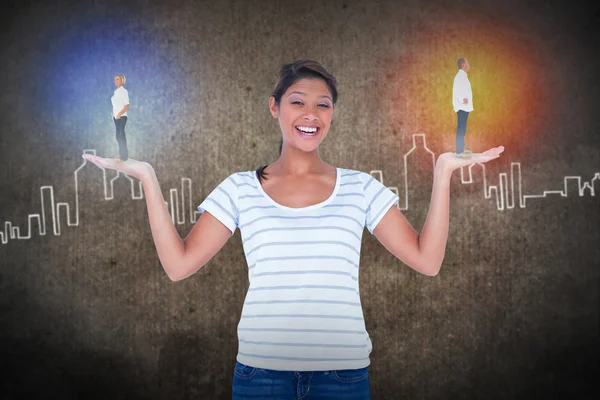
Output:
[113, 116, 128, 161]
[232, 362, 370, 399]
[455, 110, 469, 154]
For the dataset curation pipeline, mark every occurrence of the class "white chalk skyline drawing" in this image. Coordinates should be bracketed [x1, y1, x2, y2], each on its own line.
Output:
[1, 134, 598, 245]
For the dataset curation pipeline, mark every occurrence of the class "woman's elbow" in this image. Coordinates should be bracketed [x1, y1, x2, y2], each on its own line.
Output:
[165, 269, 182, 281]
[167, 273, 182, 282]
[424, 267, 440, 277]
[163, 263, 185, 281]
[164, 261, 203, 281]
[417, 262, 441, 277]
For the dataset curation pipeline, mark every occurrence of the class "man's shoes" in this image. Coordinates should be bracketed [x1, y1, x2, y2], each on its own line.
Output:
[456, 151, 472, 159]
[464, 149, 473, 154]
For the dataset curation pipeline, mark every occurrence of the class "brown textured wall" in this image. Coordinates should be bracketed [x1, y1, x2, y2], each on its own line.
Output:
[1, 0, 599, 399]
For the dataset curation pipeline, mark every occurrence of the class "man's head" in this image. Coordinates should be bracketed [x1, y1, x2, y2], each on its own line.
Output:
[114, 74, 126, 87]
[457, 58, 470, 72]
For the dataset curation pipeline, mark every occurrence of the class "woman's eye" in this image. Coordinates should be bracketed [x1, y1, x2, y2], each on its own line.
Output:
[292, 101, 303, 105]
[319, 104, 330, 108]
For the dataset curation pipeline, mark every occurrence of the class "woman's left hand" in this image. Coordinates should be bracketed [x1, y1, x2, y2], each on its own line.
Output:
[437, 146, 505, 173]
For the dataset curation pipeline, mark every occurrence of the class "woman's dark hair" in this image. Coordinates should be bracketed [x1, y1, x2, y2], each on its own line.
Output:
[256, 60, 338, 184]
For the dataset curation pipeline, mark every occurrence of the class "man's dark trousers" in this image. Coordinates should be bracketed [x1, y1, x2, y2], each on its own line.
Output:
[113, 116, 128, 161]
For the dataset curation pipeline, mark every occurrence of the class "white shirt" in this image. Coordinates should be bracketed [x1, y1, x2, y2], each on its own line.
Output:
[198, 168, 399, 371]
[452, 69, 473, 112]
[111, 86, 129, 117]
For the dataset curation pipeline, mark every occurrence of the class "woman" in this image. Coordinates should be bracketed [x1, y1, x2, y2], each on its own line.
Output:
[83, 60, 504, 399]
[111, 74, 130, 162]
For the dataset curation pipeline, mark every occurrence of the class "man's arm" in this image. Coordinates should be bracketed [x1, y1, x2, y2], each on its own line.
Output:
[116, 104, 130, 118]
[454, 75, 469, 105]
[115, 89, 130, 118]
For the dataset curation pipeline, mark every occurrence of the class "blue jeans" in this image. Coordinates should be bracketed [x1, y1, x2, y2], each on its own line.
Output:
[456, 110, 469, 153]
[232, 361, 371, 399]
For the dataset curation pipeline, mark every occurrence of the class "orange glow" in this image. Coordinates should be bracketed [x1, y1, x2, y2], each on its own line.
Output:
[386, 12, 548, 154]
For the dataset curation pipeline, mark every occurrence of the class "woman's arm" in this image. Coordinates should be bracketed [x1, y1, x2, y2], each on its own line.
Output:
[373, 147, 504, 276]
[139, 166, 232, 281]
[416, 162, 452, 274]
[116, 104, 130, 118]
[82, 155, 232, 281]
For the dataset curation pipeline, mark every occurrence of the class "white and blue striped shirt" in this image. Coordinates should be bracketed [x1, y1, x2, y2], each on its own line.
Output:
[198, 168, 399, 371]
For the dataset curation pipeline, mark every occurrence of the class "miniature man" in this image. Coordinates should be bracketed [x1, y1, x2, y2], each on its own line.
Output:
[453, 58, 473, 159]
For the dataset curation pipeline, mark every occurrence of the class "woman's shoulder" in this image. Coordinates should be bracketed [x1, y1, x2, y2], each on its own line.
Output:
[221, 170, 257, 186]
[233, 170, 256, 180]
[336, 168, 375, 194]
[338, 167, 371, 180]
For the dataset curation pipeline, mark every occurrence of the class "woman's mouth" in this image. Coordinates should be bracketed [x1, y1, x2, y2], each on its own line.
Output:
[295, 125, 320, 139]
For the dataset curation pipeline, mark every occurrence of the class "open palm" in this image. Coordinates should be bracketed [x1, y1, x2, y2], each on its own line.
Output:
[81, 154, 151, 181]
[438, 146, 505, 172]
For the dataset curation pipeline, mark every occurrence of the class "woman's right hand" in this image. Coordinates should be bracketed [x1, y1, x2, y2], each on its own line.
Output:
[82, 153, 232, 281]
[82, 154, 153, 181]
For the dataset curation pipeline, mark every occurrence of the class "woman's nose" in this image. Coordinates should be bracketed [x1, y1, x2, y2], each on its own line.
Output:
[302, 108, 319, 120]
[302, 114, 318, 122]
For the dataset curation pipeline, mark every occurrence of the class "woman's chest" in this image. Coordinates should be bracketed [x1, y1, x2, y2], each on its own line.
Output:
[262, 175, 336, 209]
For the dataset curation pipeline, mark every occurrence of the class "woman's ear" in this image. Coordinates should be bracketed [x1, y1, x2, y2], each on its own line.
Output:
[268, 96, 278, 118]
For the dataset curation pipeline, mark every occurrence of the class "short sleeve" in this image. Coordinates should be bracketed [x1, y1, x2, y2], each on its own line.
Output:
[362, 172, 399, 234]
[122, 88, 130, 105]
[197, 173, 239, 235]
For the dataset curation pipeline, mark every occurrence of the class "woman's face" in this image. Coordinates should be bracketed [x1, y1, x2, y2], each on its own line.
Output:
[269, 78, 334, 153]
[114, 76, 123, 87]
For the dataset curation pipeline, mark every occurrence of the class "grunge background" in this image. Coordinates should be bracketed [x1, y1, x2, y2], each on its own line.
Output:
[1, 0, 599, 398]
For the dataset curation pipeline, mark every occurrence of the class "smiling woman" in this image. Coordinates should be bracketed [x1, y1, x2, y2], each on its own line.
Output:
[256, 60, 338, 184]
[82, 59, 503, 400]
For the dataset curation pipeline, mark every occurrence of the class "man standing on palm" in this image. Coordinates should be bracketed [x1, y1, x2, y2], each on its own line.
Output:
[453, 58, 473, 159]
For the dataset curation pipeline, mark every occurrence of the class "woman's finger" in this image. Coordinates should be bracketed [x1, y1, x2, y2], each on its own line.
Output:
[473, 154, 500, 163]
[82, 154, 114, 169]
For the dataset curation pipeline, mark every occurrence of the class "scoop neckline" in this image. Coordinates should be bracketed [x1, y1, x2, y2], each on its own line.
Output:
[253, 167, 341, 212]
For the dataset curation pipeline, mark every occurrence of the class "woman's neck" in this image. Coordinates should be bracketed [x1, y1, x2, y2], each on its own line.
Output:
[270, 147, 332, 176]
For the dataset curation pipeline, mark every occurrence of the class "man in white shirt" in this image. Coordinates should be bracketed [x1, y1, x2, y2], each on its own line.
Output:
[452, 58, 473, 159]
[111, 74, 130, 162]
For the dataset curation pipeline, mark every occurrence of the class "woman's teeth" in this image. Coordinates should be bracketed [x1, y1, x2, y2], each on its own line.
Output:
[296, 126, 318, 135]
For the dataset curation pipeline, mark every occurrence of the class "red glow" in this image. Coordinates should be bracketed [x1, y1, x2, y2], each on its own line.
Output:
[384, 12, 549, 155]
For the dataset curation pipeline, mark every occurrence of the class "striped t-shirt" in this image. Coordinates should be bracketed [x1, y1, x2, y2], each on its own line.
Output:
[197, 168, 399, 371]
